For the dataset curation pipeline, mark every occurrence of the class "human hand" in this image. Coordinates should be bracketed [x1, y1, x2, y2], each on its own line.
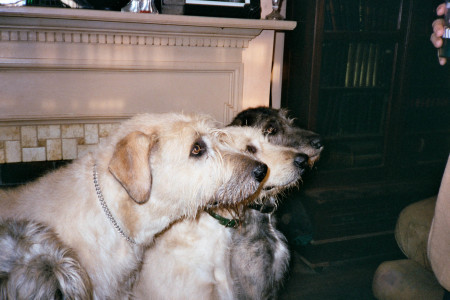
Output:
[431, 3, 447, 65]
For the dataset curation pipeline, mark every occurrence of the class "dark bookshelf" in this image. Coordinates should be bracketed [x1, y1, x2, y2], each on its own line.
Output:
[281, 0, 450, 266]
[319, 41, 395, 89]
[323, 0, 401, 32]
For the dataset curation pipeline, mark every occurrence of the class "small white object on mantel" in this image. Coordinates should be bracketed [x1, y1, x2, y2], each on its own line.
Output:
[260, 0, 287, 20]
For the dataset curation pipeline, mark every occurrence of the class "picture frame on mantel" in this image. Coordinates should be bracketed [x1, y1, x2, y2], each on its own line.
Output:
[185, 0, 250, 7]
[182, 0, 261, 19]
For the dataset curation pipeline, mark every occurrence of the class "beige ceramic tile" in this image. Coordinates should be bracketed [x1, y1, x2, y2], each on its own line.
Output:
[23, 147, 46, 162]
[5, 141, 21, 163]
[99, 123, 119, 138]
[84, 124, 99, 144]
[47, 139, 62, 161]
[38, 125, 61, 140]
[0, 126, 20, 141]
[62, 124, 84, 138]
[1, 122, 111, 163]
[62, 138, 78, 160]
[21, 126, 38, 147]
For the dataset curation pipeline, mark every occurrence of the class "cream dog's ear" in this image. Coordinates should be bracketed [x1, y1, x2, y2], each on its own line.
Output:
[108, 131, 157, 204]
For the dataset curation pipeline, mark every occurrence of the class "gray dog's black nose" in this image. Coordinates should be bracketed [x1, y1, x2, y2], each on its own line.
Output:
[294, 153, 309, 170]
[252, 163, 268, 182]
[310, 136, 323, 149]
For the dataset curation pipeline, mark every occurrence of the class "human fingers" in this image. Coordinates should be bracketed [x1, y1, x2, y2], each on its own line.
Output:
[431, 32, 444, 48]
[437, 3, 446, 16]
[435, 3, 447, 65]
[433, 18, 446, 38]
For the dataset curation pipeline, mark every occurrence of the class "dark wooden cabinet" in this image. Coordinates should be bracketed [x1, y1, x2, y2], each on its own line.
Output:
[281, 0, 450, 266]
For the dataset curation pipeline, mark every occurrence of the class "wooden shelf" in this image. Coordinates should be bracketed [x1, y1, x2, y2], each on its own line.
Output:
[323, 31, 400, 41]
[0, 6, 296, 32]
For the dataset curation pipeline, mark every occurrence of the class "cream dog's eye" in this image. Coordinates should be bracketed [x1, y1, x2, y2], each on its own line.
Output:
[190, 140, 206, 157]
[192, 144, 202, 155]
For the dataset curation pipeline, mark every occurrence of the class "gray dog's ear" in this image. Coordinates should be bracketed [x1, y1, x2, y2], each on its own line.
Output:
[108, 131, 157, 204]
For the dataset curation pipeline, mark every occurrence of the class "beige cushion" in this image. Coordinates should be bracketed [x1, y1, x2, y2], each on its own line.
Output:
[372, 259, 444, 300]
[395, 196, 437, 270]
[428, 155, 450, 291]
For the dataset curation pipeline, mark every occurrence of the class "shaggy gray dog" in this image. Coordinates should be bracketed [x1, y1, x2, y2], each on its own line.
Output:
[229, 106, 323, 300]
[0, 219, 92, 300]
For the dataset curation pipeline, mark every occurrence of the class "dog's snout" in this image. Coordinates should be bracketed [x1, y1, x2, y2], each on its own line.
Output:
[310, 136, 323, 149]
[252, 163, 268, 183]
[294, 154, 309, 170]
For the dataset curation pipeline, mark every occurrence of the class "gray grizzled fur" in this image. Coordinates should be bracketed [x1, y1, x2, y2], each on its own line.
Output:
[230, 199, 290, 300]
[229, 106, 323, 159]
[0, 219, 92, 300]
[229, 107, 323, 300]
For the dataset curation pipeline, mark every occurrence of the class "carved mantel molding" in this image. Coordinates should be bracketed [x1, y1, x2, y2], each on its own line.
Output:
[1, 29, 252, 48]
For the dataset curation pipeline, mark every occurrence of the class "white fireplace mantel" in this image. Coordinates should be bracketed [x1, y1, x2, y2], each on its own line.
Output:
[0, 7, 296, 163]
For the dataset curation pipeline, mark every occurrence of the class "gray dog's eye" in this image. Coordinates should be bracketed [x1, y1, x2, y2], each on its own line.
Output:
[264, 127, 277, 135]
[190, 139, 207, 158]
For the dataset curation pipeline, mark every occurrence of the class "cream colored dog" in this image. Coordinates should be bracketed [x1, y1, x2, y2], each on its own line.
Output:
[134, 126, 307, 300]
[0, 113, 268, 299]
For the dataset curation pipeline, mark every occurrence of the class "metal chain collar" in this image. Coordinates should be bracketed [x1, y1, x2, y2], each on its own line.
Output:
[93, 163, 136, 245]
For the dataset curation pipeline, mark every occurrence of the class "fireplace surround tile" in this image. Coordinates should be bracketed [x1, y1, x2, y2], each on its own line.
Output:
[62, 138, 78, 160]
[37, 125, 61, 140]
[5, 141, 21, 163]
[23, 147, 46, 162]
[0, 127, 20, 141]
[47, 139, 62, 161]
[62, 124, 84, 139]
[21, 126, 38, 148]
[0, 122, 120, 163]
[84, 124, 99, 145]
